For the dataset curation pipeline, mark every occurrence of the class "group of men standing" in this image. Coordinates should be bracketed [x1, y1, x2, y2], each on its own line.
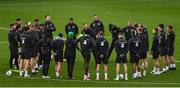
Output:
[7, 15, 176, 81]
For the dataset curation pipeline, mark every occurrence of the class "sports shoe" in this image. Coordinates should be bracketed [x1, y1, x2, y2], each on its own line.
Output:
[153, 71, 160, 75]
[114, 77, 119, 81]
[83, 75, 90, 80]
[42, 76, 51, 79]
[119, 74, 124, 80]
[24, 74, 30, 78]
[96, 77, 100, 80]
[143, 71, 146, 77]
[125, 77, 128, 80]
[150, 70, 155, 74]
[104, 77, 109, 80]
[20, 71, 24, 77]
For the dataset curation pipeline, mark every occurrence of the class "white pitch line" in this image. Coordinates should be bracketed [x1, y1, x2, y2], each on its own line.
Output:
[175, 60, 180, 63]
[0, 75, 180, 85]
[0, 27, 9, 30]
[0, 41, 8, 44]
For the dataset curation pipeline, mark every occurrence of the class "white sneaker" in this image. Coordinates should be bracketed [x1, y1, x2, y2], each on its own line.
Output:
[39, 65, 43, 70]
[19, 71, 24, 77]
[119, 74, 124, 80]
[63, 59, 66, 62]
[24, 74, 30, 78]
[42, 76, 51, 79]
[153, 71, 160, 75]
[150, 70, 155, 74]
[104, 77, 109, 80]
[96, 77, 100, 80]
[46, 76, 51, 79]
[83, 75, 90, 80]
[114, 77, 119, 81]
[87, 73, 90, 79]
[136, 72, 142, 78]
[132, 75, 137, 79]
[42, 75, 46, 79]
[138, 74, 142, 78]
[140, 64, 144, 69]
[160, 68, 167, 74]
[125, 77, 128, 80]
[143, 71, 146, 77]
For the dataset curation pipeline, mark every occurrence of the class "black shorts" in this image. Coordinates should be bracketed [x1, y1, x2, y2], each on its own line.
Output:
[152, 50, 159, 59]
[160, 46, 167, 56]
[54, 53, 63, 62]
[116, 54, 127, 63]
[21, 48, 32, 59]
[168, 47, 174, 56]
[130, 52, 140, 63]
[96, 54, 108, 64]
[140, 49, 147, 59]
[31, 48, 38, 57]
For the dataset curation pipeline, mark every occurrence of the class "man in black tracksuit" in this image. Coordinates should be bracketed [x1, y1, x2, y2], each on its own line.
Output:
[29, 24, 40, 74]
[37, 24, 45, 69]
[90, 15, 104, 35]
[65, 32, 79, 79]
[151, 28, 160, 75]
[78, 34, 95, 80]
[65, 18, 78, 39]
[167, 25, 176, 70]
[19, 29, 34, 77]
[39, 33, 53, 79]
[106, 24, 120, 60]
[8, 24, 19, 71]
[64, 18, 79, 61]
[158, 24, 168, 72]
[52, 33, 64, 78]
[81, 24, 98, 68]
[95, 32, 109, 80]
[129, 30, 142, 79]
[136, 24, 148, 77]
[114, 31, 129, 80]
[81, 24, 96, 40]
[44, 15, 56, 39]
[122, 21, 136, 41]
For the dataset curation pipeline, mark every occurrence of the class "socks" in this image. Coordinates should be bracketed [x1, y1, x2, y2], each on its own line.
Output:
[20, 71, 23, 76]
[116, 74, 120, 79]
[32, 69, 36, 73]
[143, 70, 146, 76]
[170, 64, 176, 68]
[173, 64, 176, 68]
[166, 66, 169, 71]
[157, 68, 160, 72]
[24, 71, 28, 76]
[133, 73, 137, 78]
[104, 73, 108, 78]
[125, 73, 128, 78]
[163, 68, 166, 71]
[153, 66, 156, 72]
[56, 72, 60, 77]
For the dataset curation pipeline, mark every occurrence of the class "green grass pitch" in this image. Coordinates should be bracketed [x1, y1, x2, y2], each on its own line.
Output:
[0, 0, 180, 87]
